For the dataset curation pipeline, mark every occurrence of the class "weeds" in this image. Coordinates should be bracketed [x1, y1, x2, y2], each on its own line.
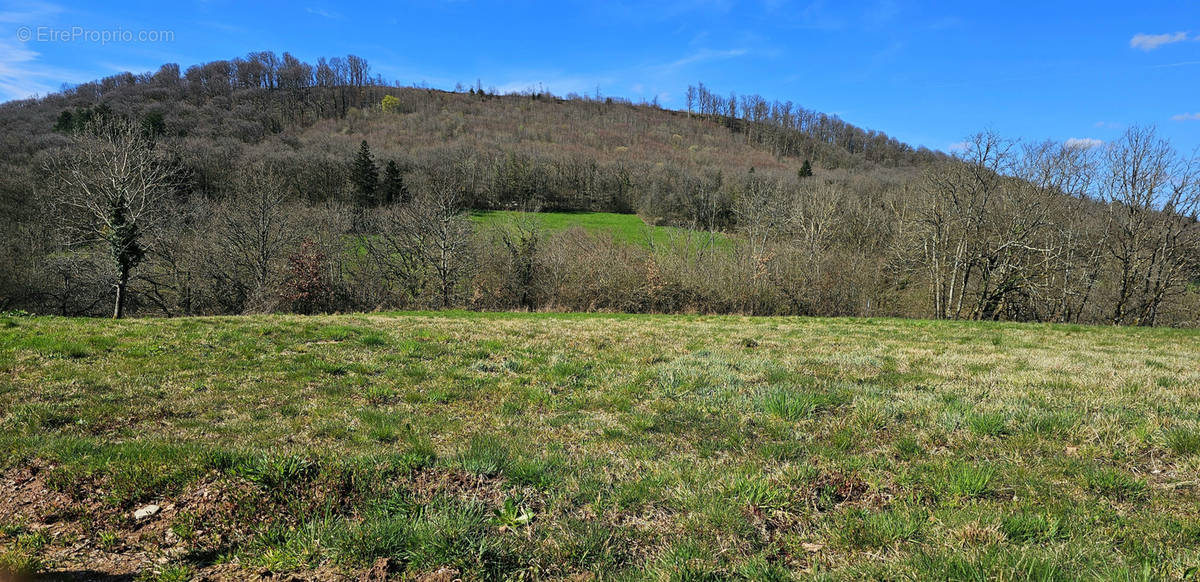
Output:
[0, 312, 1196, 579]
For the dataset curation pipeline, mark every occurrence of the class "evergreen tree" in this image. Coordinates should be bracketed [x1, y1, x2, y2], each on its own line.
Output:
[141, 110, 166, 140]
[54, 110, 74, 133]
[382, 160, 408, 205]
[350, 140, 379, 206]
[798, 159, 813, 178]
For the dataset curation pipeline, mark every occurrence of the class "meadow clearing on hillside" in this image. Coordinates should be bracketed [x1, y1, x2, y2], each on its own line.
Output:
[1, 312, 1198, 580]
[471, 210, 731, 249]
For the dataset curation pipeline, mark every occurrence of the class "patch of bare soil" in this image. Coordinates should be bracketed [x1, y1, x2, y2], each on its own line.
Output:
[0, 463, 371, 581]
[1, 463, 538, 581]
[408, 467, 510, 506]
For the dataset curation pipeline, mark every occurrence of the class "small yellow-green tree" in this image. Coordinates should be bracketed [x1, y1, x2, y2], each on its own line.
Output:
[381, 95, 401, 113]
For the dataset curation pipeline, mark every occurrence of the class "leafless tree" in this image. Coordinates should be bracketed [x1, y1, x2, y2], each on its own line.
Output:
[1101, 126, 1200, 325]
[1014, 139, 1102, 322]
[409, 163, 476, 308]
[45, 117, 180, 318]
[916, 130, 1050, 320]
[495, 210, 543, 310]
[367, 158, 476, 308]
[209, 161, 300, 312]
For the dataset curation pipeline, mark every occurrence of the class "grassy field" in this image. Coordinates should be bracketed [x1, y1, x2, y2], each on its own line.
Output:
[471, 211, 730, 248]
[1, 312, 1198, 580]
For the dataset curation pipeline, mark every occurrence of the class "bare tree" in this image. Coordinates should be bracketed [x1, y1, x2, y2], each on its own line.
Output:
[732, 175, 791, 313]
[496, 210, 543, 311]
[916, 131, 1028, 320]
[45, 118, 180, 318]
[367, 158, 476, 309]
[409, 163, 476, 308]
[1101, 126, 1200, 325]
[1015, 139, 1102, 322]
[209, 161, 300, 312]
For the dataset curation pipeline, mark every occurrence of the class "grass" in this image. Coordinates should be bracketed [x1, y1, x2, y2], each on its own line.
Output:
[0, 312, 1198, 579]
[471, 210, 730, 248]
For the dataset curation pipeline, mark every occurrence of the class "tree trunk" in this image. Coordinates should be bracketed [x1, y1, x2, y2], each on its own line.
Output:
[113, 267, 129, 319]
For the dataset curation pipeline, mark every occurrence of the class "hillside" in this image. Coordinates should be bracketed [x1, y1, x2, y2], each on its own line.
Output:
[0, 51, 1196, 325]
[471, 211, 732, 248]
[0, 54, 932, 212]
[2, 312, 1198, 579]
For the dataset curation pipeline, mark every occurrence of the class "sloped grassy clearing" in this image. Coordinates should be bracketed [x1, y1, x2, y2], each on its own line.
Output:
[471, 210, 730, 248]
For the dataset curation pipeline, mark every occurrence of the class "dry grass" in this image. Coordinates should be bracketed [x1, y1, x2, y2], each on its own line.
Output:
[1, 312, 1198, 580]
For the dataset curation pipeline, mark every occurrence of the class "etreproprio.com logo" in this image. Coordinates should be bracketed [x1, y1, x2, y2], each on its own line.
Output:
[16, 26, 175, 44]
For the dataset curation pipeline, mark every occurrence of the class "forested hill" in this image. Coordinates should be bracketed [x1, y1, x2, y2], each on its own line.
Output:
[0, 52, 937, 215]
[1, 52, 1197, 325]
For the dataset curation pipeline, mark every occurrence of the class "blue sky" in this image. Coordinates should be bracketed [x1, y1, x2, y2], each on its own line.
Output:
[2, 0, 1198, 153]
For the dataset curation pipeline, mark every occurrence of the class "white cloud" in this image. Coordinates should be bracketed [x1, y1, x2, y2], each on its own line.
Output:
[0, 37, 61, 100]
[948, 141, 969, 152]
[305, 7, 341, 19]
[0, 1, 62, 24]
[493, 75, 615, 97]
[1153, 60, 1200, 68]
[1065, 137, 1104, 149]
[1171, 112, 1200, 121]
[0, 2, 93, 102]
[486, 45, 752, 106]
[663, 48, 749, 70]
[1130, 32, 1189, 51]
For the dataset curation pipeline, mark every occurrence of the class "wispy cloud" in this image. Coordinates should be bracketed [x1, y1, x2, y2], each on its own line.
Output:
[305, 7, 341, 19]
[0, 1, 62, 24]
[793, 1, 847, 30]
[0, 1, 79, 101]
[1065, 137, 1104, 149]
[948, 141, 969, 152]
[587, 0, 732, 25]
[1093, 121, 1123, 129]
[493, 74, 616, 97]
[1171, 112, 1200, 121]
[486, 45, 753, 106]
[0, 40, 42, 99]
[1154, 60, 1200, 68]
[97, 62, 158, 75]
[0, 37, 77, 100]
[863, 0, 899, 29]
[1130, 32, 1189, 51]
[663, 48, 749, 70]
[925, 16, 962, 31]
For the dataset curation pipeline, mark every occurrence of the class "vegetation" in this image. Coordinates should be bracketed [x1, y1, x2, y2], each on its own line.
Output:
[1, 312, 1198, 579]
[2, 51, 1196, 324]
[471, 210, 730, 248]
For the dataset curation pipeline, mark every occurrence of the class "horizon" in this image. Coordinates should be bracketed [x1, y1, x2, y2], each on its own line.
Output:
[1, 1, 1199, 155]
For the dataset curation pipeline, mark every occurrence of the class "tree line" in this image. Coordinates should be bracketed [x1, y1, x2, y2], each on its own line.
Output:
[0, 53, 1196, 325]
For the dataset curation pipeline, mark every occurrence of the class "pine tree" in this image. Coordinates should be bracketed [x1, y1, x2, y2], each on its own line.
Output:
[54, 110, 74, 133]
[798, 159, 813, 178]
[382, 160, 408, 205]
[350, 140, 379, 207]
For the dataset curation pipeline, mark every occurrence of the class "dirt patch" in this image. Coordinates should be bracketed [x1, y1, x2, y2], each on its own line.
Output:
[409, 467, 510, 506]
[0, 464, 369, 581]
[360, 558, 395, 582]
[808, 472, 876, 511]
[413, 566, 460, 582]
[1, 463, 549, 581]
